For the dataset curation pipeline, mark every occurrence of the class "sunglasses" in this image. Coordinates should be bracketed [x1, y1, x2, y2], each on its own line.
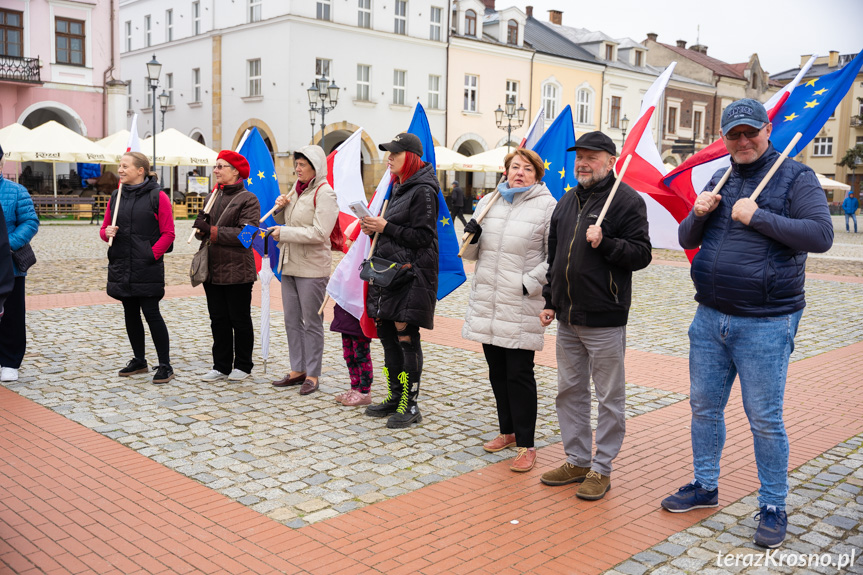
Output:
[725, 124, 766, 141]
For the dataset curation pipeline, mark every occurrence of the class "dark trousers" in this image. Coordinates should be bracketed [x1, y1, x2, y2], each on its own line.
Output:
[0, 276, 26, 368]
[203, 282, 254, 374]
[483, 344, 537, 448]
[452, 206, 468, 226]
[377, 320, 422, 393]
[122, 296, 171, 366]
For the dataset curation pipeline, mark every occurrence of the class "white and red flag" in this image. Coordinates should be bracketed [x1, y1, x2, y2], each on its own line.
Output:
[127, 114, 141, 153]
[519, 108, 545, 150]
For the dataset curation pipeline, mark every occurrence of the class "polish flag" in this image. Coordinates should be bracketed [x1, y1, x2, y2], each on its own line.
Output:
[519, 108, 545, 150]
[326, 127, 367, 253]
[127, 114, 141, 153]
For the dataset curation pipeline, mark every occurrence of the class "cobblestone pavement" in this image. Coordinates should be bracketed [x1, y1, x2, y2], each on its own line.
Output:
[607, 433, 863, 575]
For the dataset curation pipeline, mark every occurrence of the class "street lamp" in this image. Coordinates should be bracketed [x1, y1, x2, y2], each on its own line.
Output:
[158, 91, 169, 184]
[495, 97, 527, 152]
[145, 54, 162, 173]
[307, 73, 340, 153]
[620, 114, 630, 147]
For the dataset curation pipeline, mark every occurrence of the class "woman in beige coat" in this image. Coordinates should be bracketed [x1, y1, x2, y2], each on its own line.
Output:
[461, 148, 556, 472]
[269, 145, 339, 395]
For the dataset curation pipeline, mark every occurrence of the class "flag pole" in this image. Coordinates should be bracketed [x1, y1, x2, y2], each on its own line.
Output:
[595, 154, 633, 227]
[707, 166, 732, 196]
[749, 132, 803, 201]
[107, 183, 124, 247]
[458, 190, 501, 257]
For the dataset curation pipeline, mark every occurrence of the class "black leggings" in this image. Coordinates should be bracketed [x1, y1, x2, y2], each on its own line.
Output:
[122, 296, 171, 366]
[377, 320, 422, 388]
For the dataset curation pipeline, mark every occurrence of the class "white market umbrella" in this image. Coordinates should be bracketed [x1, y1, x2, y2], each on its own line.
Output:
[0, 123, 32, 178]
[139, 128, 218, 167]
[452, 146, 510, 173]
[96, 129, 132, 163]
[258, 254, 274, 374]
[816, 173, 851, 192]
[434, 146, 470, 171]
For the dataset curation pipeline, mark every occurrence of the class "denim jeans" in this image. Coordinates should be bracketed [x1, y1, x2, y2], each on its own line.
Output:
[845, 212, 857, 232]
[688, 304, 802, 509]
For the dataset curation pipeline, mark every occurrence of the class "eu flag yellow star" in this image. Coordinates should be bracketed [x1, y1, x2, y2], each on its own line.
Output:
[543, 159, 551, 170]
[272, 172, 278, 180]
[257, 170, 265, 179]
[259, 230, 266, 238]
[804, 78, 818, 87]
[804, 99, 819, 109]
[813, 88, 828, 96]
[784, 112, 799, 122]
[564, 184, 573, 193]
[439, 216, 450, 226]
[247, 177, 253, 186]
[558, 168, 566, 179]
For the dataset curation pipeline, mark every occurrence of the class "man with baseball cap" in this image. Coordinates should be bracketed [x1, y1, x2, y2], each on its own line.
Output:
[661, 98, 833, 548]
[539, 131, 651, 500]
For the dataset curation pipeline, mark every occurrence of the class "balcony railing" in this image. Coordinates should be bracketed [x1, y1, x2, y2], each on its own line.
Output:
[0, 55, 41, 84]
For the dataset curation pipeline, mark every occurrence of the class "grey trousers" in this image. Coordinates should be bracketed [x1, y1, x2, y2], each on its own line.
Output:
[555, 321, 627, 476]
[281, 275, 328, 378]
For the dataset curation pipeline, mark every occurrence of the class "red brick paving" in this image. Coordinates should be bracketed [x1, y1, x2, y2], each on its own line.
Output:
[8, 260, 863, 573]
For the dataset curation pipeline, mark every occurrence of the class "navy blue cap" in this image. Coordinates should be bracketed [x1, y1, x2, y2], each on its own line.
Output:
[721, 98, 769, 134]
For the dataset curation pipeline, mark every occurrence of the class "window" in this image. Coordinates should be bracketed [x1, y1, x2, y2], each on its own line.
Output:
[249, 0, 262, 23]
[165, 72, 173, 105]
[505, 80, 518, 107]
[124, 21, 132, 52]
[165, 9, 173, 42]
[667, 106, 678, 135]
[604, 44, 614, 61]
[693, 110, 703, 140]
[358, 0, 371, 28]
[356, 64, 370, 101]
[192, 68, 201, 103]
[463, 74, 478, 112]
[506, 20, 518, 45]
[576, 88, 592, 124]
[316, 58, 331, 77]
[428, 74, 440, 109]
[429, 6, 441, 41]
[635, 51, 643, 67]
[812, 137, 832, 157]
[127, 80, 133, 112]
[56, 17, 85, 66]
[192, 1, 201, 34]
[0, 9, 23, 57]
[317, 1, 331, 21]
[393, 69, 406, 105]
[144, 15, 151, 47]
[610, 96, 621, 129]
[465, 9, 476, 37]
[542, 83, 558, 120]
[394, 0, 406, 35]
[248, 58, 261, 97]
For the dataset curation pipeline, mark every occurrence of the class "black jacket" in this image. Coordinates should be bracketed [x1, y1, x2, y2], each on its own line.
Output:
[451, 183, 465, 208]
[366, 162, 439, 329]
[107, 176, 166, 300]
[543, 172, 651, 327]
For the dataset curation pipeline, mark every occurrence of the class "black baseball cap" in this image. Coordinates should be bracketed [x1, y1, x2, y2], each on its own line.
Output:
[567, 131, 617, 156]
[379, 132, 423, 157]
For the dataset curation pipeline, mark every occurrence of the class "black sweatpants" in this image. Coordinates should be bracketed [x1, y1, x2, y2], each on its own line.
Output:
[482, 344, 537, 448]
[203, 282, 254, 374]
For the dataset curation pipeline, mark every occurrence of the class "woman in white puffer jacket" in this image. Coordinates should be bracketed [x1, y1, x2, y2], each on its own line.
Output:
[461, 148, 556, 473]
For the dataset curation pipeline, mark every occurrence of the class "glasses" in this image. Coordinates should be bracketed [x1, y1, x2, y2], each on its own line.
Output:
[725, 124, 766, 141]
[214, 163, 234, 170]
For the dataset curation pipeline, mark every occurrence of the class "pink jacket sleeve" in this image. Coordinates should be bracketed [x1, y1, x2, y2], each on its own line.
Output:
[99, 199, 113, 243]
[152, 192, 176, 259]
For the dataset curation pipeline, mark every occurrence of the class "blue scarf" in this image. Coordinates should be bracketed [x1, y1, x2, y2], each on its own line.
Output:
[498, 182, 531, 203]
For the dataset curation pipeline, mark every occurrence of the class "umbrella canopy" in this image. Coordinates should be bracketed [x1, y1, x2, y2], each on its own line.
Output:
[0, 123, 32, 159]
[816, 173, 851, 192]
[452, 146, 511, 173]
[139, 128, 218, 167]
[96, 129, 132, 163]
[434, 146, 470, 171]
[8, 120, 111, 164]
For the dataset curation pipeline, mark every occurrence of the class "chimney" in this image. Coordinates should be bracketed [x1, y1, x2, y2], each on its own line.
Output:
[690, 44, 708, 55]
[799, 54, 811, 67]
[646, 32, 658, 42]
[525, 5, 533, 18]
[829, 50, 839, 67]
[481, 0, 495, 9]
[548, 10, 563, 25]
[676, 40, 687, 49]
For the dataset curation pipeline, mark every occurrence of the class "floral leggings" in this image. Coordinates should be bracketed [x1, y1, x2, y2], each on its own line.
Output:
[342, 334, 373, 393]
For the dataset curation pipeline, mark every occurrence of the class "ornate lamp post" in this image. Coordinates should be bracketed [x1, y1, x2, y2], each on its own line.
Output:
[158, 91, 169, 184]
[307, 74, 340, 153]
[620, 114, 630, 147]
[145, 54, 163, 171]
[494, 97, 527, 152]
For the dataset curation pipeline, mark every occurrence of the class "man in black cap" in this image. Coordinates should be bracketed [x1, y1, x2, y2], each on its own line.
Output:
[538, 130, 651, 501]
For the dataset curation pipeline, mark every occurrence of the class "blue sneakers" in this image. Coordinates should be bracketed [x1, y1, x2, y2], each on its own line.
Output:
[753, 506, 787, 548]
[660, 480, 719, 512]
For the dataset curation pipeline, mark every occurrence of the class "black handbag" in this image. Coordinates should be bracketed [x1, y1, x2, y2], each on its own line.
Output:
[11, 243, 36, 273]
[359, 256, 415, 289]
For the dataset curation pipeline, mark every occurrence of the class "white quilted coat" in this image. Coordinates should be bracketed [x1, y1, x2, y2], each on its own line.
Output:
[461, 183, 557, 351]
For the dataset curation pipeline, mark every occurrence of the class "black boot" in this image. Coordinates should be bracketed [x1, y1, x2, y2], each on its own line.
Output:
[386, 371, 421, 428]
[365, 367, 401, 418]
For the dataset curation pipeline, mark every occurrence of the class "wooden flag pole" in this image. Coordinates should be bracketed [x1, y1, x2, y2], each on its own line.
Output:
[595, 154, 632, 227]
[259, 200, 283, 223]
[707, 166, 733, 196]
[107, 183, 123, 247]
[187, 188, 219, 244]
[749, 132, 803, 201]
[457, 190, 501, 258]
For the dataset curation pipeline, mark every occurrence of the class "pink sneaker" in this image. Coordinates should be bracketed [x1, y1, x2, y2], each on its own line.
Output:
[342, 391, 371, 406]
[334, 389, 355, 403]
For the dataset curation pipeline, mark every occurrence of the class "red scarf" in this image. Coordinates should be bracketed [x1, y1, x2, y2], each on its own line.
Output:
[295, 179, 311, 197]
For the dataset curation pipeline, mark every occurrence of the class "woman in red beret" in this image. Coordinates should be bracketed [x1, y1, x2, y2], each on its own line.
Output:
[193, 150, 260, 382]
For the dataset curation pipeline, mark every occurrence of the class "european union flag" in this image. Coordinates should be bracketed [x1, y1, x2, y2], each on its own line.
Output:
[530, 105, 577, 201]
[238, 224, 266, 249]
[239, 127, 282, 281]
[772, 49, 863, 157]
[406, 103, 466, 299]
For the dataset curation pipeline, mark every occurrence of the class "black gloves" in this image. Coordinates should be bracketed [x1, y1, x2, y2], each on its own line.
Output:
[193, 211, 211, 236]
[464, 219, 482, 244]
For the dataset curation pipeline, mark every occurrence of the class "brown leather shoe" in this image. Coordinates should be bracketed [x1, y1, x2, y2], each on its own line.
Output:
[272, 372, 306, 387]
[509, 447, 537, 472]
[540, 461, 591, 486]
[576, 470, 611, 500]
[483, 433, 517, 453]
[299, 378, 319, 395]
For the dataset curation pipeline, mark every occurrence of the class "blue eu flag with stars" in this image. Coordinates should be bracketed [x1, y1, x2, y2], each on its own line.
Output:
[239, 127, 282, 281]
[529, 105, 577, 201]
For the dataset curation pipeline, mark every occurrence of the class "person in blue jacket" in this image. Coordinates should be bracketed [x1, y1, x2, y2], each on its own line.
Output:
[842, 190, 858, 233]
[0, 144, 39, 382]
[660, 99, 833, 549]
[0, 203, 14, 323]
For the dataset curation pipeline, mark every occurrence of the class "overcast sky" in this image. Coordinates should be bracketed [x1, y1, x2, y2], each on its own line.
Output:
[504, 0, 862, 75]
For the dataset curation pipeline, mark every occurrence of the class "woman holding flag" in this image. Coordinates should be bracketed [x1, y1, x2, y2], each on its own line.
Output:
[361, 133, 439, 429]
[268, 145, 339, 396]
[101, 152, 176, 384]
